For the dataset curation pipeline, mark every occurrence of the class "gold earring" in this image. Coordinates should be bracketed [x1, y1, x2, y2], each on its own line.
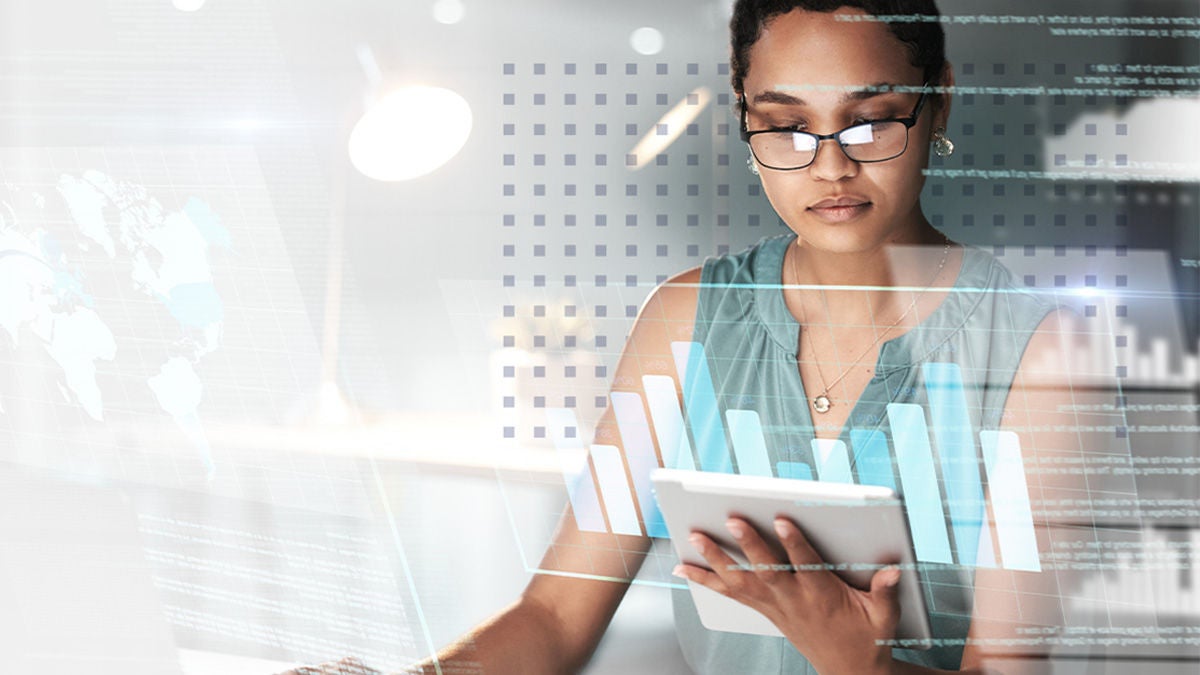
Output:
[932, 127, 955, 158]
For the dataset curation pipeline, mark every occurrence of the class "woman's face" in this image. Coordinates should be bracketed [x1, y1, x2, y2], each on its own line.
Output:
[740, 7, 950, 253]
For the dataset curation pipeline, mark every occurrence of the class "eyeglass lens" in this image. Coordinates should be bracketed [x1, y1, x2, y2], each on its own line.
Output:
[751, 120, 909, 169]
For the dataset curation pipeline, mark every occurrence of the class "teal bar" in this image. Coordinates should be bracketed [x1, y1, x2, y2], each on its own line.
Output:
[850, 429, 896, 490]
[981, 431, 1041, 572]
[812, 438, 853, 484]
[546, 409, 607, 533]
[923, 362, 991, 567]
[887, 403, 953, 564]
[611, 392, 669, 538]
[725, 409, 772, 477]
[776, 461, 813, 480]
[591, 444, 643, 536]
[641, 375, 696, 471]
[671, 341, 732, 473]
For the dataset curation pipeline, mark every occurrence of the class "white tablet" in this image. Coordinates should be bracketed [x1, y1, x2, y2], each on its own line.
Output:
[651, 468, 933, 648]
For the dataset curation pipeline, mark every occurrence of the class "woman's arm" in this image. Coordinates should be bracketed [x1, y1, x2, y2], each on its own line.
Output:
[960, 309, 1111, 675]
[279, 269, 703, 675]
[413, 268, 704, 673]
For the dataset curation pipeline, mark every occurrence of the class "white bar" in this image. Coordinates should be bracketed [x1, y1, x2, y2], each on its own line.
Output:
[1136, 354, 1152, 384]
[547, 409, 607, 533]
[611, 392, 668, 538]
[1151, 338, 1169, 383]
[980, 431, 1041, 571]
[811, 438, 853, 484]
[642, 375, 695, 471]
[726, 409, 773, 477]
[590, 445, 642, 536]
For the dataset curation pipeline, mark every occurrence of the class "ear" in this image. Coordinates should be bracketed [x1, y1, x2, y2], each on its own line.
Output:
[933, 61, 955, 134]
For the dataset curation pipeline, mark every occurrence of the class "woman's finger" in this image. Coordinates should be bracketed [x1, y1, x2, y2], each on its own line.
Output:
[866, 565, 903, 629]
[773, 518, 837, 582]
[673, 561, 731, 596]
[687, 531, 743, 574]
[725, 517, 790, 585]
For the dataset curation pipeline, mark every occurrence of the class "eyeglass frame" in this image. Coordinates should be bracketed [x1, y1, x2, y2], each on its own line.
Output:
[739, 83, 931, 171]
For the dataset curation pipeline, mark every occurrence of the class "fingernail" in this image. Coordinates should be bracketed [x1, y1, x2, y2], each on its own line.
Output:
[672, 565, 688, 579]
[688, 533, 704, 551]
[773, 519, 789, 539]
[883, 566, 901, 587]
[726, 519, 745, 538]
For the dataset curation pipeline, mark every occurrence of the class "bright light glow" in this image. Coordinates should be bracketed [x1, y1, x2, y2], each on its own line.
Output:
[172, 0, 206, 11]
[630, 27, 664, 55]
[230, 119, 264, 131]
[628, 87, 711, 170]
[1073, 286, 1103, 298]
[432, 0, 465, 24]
[348, 86, 472, 182]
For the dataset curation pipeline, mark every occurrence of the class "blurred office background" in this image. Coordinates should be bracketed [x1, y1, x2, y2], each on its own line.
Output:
[0, 0, 1196, 673]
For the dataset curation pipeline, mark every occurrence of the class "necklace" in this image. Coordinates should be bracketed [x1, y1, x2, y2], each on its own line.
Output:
[794, 236, 951, 414]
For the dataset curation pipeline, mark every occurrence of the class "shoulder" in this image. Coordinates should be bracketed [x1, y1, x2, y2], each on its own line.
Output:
[702, 233, 793, 286]
[636, 266, 701, 327]
[960, 245, 1059, 332]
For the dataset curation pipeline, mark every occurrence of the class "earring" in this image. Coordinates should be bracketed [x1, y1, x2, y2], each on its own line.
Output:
[932, 127, 955, 158]
[747, 154, 760, 176]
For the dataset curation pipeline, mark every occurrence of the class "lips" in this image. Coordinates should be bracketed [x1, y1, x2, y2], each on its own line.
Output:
[809, 195, 871, 209]
[806, 195, 872, 223]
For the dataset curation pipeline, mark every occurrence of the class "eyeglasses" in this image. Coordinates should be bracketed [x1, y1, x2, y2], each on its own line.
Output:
[740, 84, 929, 171]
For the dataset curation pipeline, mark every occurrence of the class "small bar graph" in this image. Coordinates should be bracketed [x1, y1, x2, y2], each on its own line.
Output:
[671, 341, 732, 474]
[590, 444, 642, 536]
[642, 375, 696, 471]
[610, 392, 668, 537]
[546, 408, 607, 533]
[725, 409, 773, 477]
[811, 438, 853, 484]
[1070, 528, 1200, 618]
[980, 431, 1041, 572]
[923, 362, 993, 568]
[888, 403, 954, 564]
[777, 461, 814, 480]
[849, 429, 896, 490]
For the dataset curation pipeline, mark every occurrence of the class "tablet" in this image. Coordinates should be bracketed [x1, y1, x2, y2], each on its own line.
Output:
[651, 468, 933, 648]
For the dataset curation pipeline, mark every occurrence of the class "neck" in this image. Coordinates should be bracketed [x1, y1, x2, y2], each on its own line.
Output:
[786, 221, 950, 326]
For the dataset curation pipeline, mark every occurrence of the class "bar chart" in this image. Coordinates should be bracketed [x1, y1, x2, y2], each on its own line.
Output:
[544, 341, 1042, 572]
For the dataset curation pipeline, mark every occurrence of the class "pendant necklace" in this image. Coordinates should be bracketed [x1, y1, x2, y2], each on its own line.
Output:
[795, 237, 951, 414]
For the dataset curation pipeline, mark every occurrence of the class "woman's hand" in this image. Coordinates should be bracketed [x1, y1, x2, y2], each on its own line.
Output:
[674, 517, 903, 675]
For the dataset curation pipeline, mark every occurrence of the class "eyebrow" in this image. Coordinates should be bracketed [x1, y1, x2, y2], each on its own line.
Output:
[752, 82, 904, 106]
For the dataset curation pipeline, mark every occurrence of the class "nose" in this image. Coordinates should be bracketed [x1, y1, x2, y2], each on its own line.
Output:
[807, 138, 859, 182]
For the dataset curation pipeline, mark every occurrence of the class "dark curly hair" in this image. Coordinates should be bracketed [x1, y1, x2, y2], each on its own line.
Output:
[730, 0, 946, 98]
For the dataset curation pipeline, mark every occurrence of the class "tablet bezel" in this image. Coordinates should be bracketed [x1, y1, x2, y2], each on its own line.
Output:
[651, 468, 934, 649]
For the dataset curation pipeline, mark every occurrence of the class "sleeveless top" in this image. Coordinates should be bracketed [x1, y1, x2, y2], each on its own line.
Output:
[671, 233, 1057, 674]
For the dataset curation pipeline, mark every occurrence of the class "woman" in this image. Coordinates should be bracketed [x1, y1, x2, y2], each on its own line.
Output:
[289, 1, 1090, 672]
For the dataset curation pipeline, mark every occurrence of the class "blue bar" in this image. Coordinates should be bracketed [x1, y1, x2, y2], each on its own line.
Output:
[776, 461, 813, 480]
[725, 409, 772, 477]
[671, 341, 732, 473]
[887, 403, 953, 564]
[611, 392, 668, 538]
[923, 362, 990, 567]
[812, 438, 853, 484]
[850, 429, 896, 490]
[641, 375, 696, 471]
[981, 431, 1041, 572]
[546, 409, 607, 533]
[590, 444, 643, 536]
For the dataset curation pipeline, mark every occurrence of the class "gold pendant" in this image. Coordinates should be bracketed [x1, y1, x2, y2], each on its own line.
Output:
[812, 395, 831, 414]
